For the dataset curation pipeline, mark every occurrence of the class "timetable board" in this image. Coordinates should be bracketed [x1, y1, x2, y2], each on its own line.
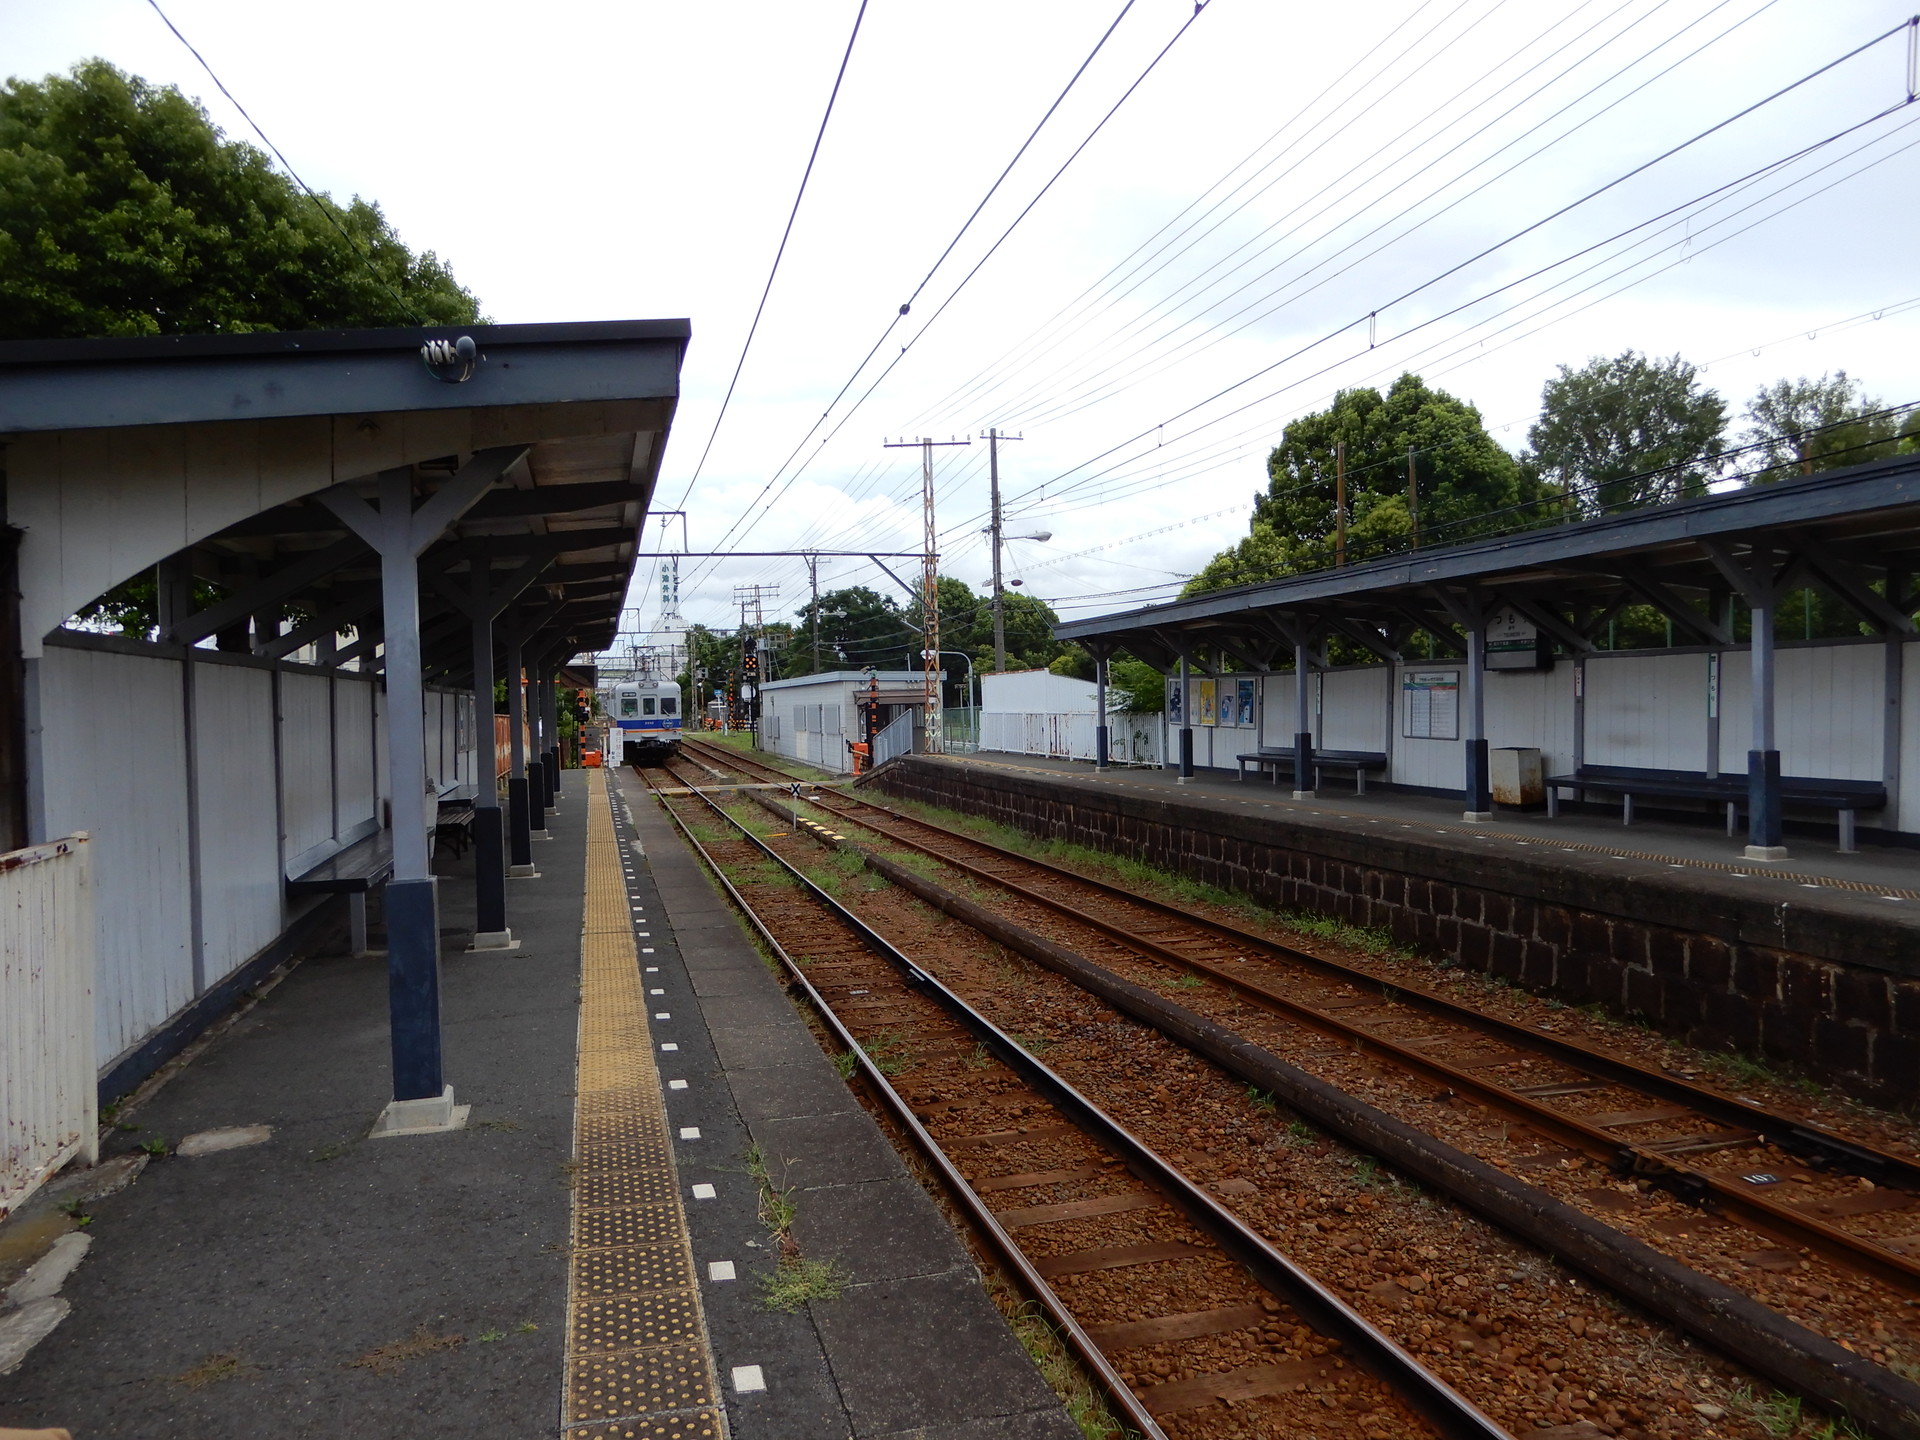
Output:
[1402, 670, 1460, 741]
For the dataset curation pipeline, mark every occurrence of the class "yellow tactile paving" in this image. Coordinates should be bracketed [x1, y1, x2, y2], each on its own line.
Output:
[563, 769, 726, 1440]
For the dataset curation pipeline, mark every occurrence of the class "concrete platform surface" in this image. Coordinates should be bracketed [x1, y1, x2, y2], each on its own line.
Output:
[610, 767, 1080, 1440]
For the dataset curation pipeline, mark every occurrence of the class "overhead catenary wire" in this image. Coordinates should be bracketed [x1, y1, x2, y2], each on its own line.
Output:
[988, 30, 1920, 525]
[144, 0, 428, 325]
[684, 0, 1216, 585]
[669, 0, 873, 511]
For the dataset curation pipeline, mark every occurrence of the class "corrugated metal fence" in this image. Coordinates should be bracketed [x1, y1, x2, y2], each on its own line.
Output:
[2, 834, 97, 1218]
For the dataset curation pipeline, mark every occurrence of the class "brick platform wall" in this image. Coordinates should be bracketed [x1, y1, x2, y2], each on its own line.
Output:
[874, 758, 1920, 1108]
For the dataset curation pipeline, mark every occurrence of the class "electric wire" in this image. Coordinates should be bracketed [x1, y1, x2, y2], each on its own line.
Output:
[144, 0, 427, 323]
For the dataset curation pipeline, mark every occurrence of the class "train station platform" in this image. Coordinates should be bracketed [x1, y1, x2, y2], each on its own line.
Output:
[0, 767, 1076, 1440]
[870, 753, 1920, 1107]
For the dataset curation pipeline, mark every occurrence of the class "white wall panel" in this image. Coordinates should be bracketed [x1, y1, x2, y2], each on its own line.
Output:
[191, 664, 283, 984]
[1586, 653, 1708, 771]
[39, 646, 194, 1065]
[1485, 660, 1577, 776]
[1719, 643, 1883, 780]
[334, 677, 376, 834]
[1318, 668, 1390, 752]
[279, 672, 334, 870]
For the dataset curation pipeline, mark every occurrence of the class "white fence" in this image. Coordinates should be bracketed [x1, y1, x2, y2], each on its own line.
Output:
[2, 834, 97, 1218]
[873, 710, 917, 767]
[980, 712, 1162, 765]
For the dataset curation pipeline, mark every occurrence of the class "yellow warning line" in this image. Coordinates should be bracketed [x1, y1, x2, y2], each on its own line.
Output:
[562, 768, 726, 1440]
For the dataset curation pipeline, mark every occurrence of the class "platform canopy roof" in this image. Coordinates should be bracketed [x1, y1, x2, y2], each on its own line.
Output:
[0, 318, 689, 673]
[1054, 453, 1920, 672]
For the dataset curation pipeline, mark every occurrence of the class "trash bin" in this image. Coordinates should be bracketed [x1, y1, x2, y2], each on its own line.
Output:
[1491, 747, 1544, 808]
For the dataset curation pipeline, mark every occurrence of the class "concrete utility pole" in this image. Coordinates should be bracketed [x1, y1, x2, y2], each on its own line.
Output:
[1408, 447, 1420, 549]
[806, 552, 822, 673]
[985, 428, 1023, 673]
[1335, 440, 1347, 567]
[885, 435, 969, 752]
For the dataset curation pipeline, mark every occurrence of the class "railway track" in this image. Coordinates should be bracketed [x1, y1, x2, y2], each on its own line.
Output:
[659, 740, 1920, 1437]
[638, 758, 1510, 1440]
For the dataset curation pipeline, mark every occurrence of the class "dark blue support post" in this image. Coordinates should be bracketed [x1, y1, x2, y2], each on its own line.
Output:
[507, 637, 536, 875]
[545, 668, 563, 800]
[1291, 633, 1315, 800]
[1463, 611, 1492, 818]
[1747, 598, 1786, 858]
[1176, 656, 1195, 782]
[468, 597, 511, 948]
[317, 449, 529, 1132]
[1094, 653, 1110, 770]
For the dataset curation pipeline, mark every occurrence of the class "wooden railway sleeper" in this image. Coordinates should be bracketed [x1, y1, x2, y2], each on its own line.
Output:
[653, 775, 1516, 1440]
[800, 783, 1920, 1195]
[755, 792, 1920, 1440]
[780, 788, 1920, 1297]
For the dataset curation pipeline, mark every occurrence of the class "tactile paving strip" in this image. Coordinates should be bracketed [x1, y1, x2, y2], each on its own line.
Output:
[563, 769, 726, 1440]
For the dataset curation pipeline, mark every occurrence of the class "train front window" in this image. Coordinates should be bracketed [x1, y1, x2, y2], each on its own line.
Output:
[619, 695, 638, 718]
[643, 697, 657, 715]
[660, 697, 677, 715]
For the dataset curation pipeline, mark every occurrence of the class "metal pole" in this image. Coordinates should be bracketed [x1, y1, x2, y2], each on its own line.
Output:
[1094, 651, 1110, 770]
[373, 467, 442, 1102]
[1335, 441, 1346, 567]
[1292, 638, 1314, 800]
[469, 598, 509, 945]
[1747, 597, 1785, 857]
[809, 553, 821, 674]
[1177, 656, 1195, 782]
[990, 428, 1006, 673]
[922, 437, 941, 754]
[506, 638, 534, 874]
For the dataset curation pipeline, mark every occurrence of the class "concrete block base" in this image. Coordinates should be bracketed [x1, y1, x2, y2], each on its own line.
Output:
[1291, 789, 1316, 800]
[468, 929, 520, 952]
[531, 829, 552, 841]
[1462, 810, 1495, 822]
[370, 1085, 470, 1139]
[1743, 844, 1790, 862]
[508, 864, 541, 879]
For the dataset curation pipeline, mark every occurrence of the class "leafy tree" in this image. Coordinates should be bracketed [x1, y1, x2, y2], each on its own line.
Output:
[1186, 373, 1542, 595]
[1048, 646, 1095, 680]
[1107, 657, 1165, 712]
[783, 585, 908, 675]
[1737, 371, 1916, 482]
[0, 60, 481, 340]
[1526, 351, 1724, 513]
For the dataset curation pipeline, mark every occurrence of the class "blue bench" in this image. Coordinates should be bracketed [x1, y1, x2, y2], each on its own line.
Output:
[287, 830, 395, 954]
[1236, 747, 1390, 794]
[1545, 764, 1887, 852]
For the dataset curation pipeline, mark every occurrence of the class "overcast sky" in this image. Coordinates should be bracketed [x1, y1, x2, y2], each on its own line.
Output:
[7, 0, 1918, 651]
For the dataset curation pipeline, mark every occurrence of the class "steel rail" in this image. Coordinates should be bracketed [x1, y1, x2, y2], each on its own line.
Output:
[755, 794, 1920, 1440]
[768, 785, 1920, 1298]
[638, 762, 1514, 1440]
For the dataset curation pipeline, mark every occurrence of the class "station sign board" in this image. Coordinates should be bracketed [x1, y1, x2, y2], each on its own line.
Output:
[1485, 604, 1551, 670]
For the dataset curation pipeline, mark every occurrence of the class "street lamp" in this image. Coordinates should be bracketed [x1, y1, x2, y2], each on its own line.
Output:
[981, 526, 1052, 673]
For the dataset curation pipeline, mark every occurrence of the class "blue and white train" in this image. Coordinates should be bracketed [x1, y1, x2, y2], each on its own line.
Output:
[604, 679, 683, 763]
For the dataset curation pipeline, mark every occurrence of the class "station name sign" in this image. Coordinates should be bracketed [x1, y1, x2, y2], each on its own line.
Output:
[1484, 605, 1552, 671]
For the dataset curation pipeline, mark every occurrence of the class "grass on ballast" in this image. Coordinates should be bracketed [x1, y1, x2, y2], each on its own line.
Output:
[984, 1276, 1134, 1440]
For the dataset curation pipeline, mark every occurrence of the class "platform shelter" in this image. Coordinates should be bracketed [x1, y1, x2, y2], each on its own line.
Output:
[1055, 455, 1920, 859]
[0, 319, 686, 1168]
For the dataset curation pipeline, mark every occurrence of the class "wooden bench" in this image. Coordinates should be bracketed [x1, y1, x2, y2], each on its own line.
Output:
[1236, 747, 1390, 795]
[434, 791, 478, 859]
[1545, 764, 1887, 852]
[286, 830, 394, 954]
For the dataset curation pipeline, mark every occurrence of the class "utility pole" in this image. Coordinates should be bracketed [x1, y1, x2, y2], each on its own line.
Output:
[1408, 447, 1420, 550]
[984, 428, 1023, 673]
[885, 435, 969, 753]
[806, 552, 821, 673]
[1335, 440, 1347, 567]
[733, 583, 778, 739]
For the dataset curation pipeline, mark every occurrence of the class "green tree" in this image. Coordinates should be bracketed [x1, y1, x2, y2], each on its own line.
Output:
[1526, 351, 1725, 513]
[1187, 372, 1540, 595]
[1737, 371, 1916, 482]
[0, 60, 481, 340]
[1106, 657, 1165, 712]
[783, 586, 908, 675]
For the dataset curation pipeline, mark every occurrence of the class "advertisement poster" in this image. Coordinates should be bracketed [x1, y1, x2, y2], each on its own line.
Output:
[1235, 678, 1255, 726]
[1167, 678, 1184, 725]
[1198, 678, 1218, 726]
